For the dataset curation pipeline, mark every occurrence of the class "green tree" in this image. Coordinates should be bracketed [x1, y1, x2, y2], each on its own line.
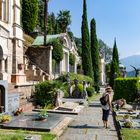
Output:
[38, 0, 44, 31]
[47, 12, 57, 34]
[69, 53, 76, 65]
[109, 39, 120, 88]
[47, 14, 53, 34]
[90, 18, 100, 92]
[109, 60, 118, 88]
[81, 0, 93, 78]
[47, 39, 64, 62]
[112, 38, 119, 65]
[57, 10, 71, 33]
[22, 0, 38, 34]
[74, 37, 82, 56]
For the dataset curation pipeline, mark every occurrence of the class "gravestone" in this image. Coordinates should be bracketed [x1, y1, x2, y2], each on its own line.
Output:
[56, 102, 79, 111]
[8, 93, 19, 113]
[54, 89, 63, 107]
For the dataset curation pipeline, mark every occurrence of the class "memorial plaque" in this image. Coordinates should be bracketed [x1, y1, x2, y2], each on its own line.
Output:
[8, 93, 19, 113]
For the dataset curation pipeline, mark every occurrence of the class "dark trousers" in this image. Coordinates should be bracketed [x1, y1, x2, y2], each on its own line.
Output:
[102, 109, 110, 121]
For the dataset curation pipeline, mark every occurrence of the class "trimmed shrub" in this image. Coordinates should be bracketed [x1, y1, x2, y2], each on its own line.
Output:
[113, 78, 140, 103]
[47, 38, 64, 62]
[72, 84, 84, 98]
[86, 86, 94, 97]
[56, 73, 94, 85]
[34, 80, 67, 106]
[69, 53, 76, 65]
[22, 0, 38, 34]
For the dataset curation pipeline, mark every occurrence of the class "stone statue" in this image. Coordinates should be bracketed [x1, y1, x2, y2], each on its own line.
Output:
[130, 65, 140, 77]
[83, 80, 88, 99]
[54, 89, 63, 107]
[72, 79, 80, 98]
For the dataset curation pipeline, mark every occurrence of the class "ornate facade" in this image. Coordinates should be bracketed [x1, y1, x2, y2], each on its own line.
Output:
[25, 33, 80, 81]
[0, 0, 26, 83]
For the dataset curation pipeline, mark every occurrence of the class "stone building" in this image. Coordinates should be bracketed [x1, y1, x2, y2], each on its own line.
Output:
[0, 0, 26, 84]
[0, 0, 35, 113]
[25, 33, 80, 81]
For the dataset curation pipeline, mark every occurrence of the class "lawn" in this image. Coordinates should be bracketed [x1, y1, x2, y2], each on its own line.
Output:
[121, 129, 140, 140]
[0, 129, 56, 140]
[0, 134, 24, 140]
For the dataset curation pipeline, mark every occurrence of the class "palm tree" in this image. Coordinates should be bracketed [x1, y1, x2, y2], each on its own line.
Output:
[57, 10, 71, 33]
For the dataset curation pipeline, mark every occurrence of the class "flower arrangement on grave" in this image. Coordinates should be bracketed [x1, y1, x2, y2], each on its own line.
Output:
[123, 114, 130, 121]
[124, 121, 133, 128]
[123, 114, 133, 128]
[13, 108, 23, 116]
[38, 110, 48, 120]
[0, 114, 12, 123]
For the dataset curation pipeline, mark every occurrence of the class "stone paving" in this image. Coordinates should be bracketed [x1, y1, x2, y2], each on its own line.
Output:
[60, 96, 119, 140]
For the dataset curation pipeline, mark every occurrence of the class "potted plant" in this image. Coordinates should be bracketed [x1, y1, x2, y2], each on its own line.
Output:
[38, 110, 48, 121]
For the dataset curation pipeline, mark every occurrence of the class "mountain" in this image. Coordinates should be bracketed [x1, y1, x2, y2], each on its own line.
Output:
[120, 55, 140, 72]
[127, 70, 136, 77]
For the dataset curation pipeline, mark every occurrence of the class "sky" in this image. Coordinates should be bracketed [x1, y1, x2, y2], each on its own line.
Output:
[49, 0, 140, 58]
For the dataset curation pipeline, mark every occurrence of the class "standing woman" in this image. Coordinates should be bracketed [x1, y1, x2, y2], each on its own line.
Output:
[101, 87, 113, 128]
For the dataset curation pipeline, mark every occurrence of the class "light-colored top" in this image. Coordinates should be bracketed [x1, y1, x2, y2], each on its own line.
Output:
[101, 93, 112, 110]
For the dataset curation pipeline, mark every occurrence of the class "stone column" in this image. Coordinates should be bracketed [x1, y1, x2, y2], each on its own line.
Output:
[67, 52, 69, 72]
[48, 46, 53, 79]
[1, 59, 5, 72]
[74, 62, 77, 73]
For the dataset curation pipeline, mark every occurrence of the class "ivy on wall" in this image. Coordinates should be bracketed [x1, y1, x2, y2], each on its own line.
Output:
[69, 53, 76, 65]
[47, 38, 64, 62]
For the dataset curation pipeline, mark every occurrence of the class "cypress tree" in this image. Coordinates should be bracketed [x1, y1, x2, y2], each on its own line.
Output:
[38, 0, 44, 32]
[112, 38, 119, 65]
[109, 39, 119, 88]
[47, 14, 53, 34]
[81, 0, 93, 78]
[90, 18, 100, 92]
[51, 13, 56, 34]
[22, 0, 38, 34]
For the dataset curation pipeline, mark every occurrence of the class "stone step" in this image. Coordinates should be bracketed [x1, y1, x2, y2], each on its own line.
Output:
[51, 117, 73, 137]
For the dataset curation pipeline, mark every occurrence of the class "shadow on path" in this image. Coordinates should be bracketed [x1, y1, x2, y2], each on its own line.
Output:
[88, 104, 101, 107]
[68, 124, 102, 129]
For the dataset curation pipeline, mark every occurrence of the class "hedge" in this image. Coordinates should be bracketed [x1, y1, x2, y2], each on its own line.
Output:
[47, 38, 64, 62]
[86, 86, 94, 97]
[113, 78, 140, 103]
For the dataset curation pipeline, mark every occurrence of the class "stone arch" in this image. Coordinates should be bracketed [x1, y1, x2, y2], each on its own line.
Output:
[0, 85, 5, 112]
[61, 33, 72, 50]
